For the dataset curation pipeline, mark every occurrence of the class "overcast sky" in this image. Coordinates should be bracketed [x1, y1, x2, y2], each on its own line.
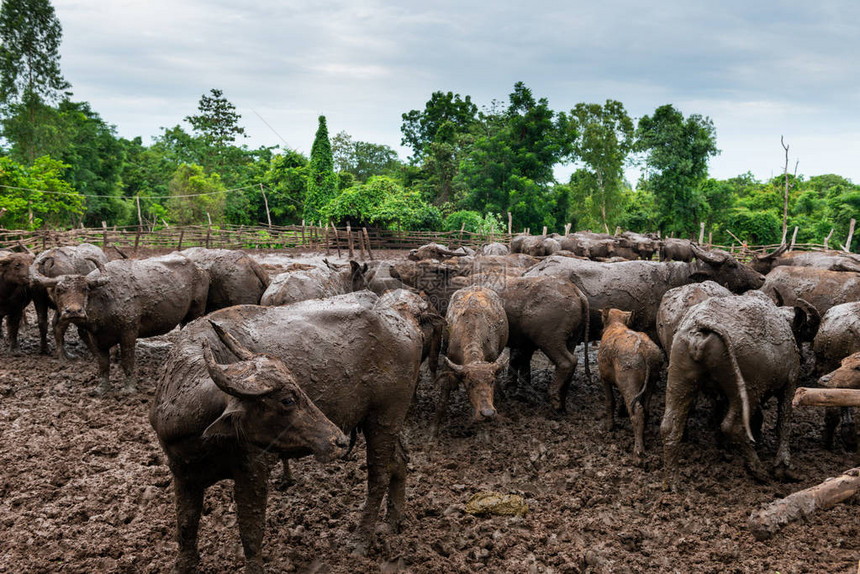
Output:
[53, 0, 860, 185]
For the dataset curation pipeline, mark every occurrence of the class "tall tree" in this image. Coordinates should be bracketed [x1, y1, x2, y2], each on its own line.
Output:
[304, 115, 337, 222]
[401, 91, 477, 162]
[184, 88, 246, 170]
[567, 100, 634, 232]
[0, 0, 71, 163]
[635, 104, 719, 236]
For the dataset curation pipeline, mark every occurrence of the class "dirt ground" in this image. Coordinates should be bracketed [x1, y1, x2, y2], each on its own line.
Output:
[1, 249, 858, 573]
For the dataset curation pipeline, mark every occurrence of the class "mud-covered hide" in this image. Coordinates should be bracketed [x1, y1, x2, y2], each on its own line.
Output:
[524, 254, 764, 340]
[511, 235, 562, 257]
[656, 281, 733, 354]
[260, 260, 365, 306]
[813, 302, 860, 374]
[378, 288, 445, 377]
[619, 232, 659, 260]
[30, 243, 109, 354]
[181, 247, 270, 312]
[659, 238, 694, 262]
[361, 260, 409, 296]
[153, 297, 423, 555]
[440, 286, 509, 423]
[819, 352, 860, 389]
[0, 249, 34, 350]
[46, 253, 209, 390]
[389, 259, 465, 315]
[752, 248, 860, 275]
[560, 232, 615, 259]
[461, 273, 590, 412]
[479, 242, 510, 256]
[447, 254, 540, 279]
[250, 253, 320, 276]
[598, 309, 664, 459]
[662, 295, 800, 488]
[408, 242, 466, 261]
[761, 266, 860, 316]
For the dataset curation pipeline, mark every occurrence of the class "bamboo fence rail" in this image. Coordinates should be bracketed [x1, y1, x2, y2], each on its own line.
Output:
[0, 223, 850, 260]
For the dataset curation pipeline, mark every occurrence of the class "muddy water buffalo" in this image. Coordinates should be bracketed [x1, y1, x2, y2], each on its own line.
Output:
[659, 238, 695, 262]
[512, 234, 562, 257]
[761, 266, 860, 315]
[30, 243, 109, 357]
[151, 322, 348, 574]
[31, 253, 209, 394]
[598, 309, 664, 460]
[661, 295, 801, 489]
[479, 242, 510, 256]
[260, 259, 366, 306]
[819, 352, 860, 390]
[378, 289, 445, 378]
[166, 298, 423, 555]
[525, 246, 765, 340]
[437, 286, 509, 427]
[460, 273, 590, 412]
[408, 242, 466, 261]
[181, 247, 270, 312]
[619, 232, 659, 260]
[813, 302, 860, 374]
[656, 281, 733, 355]
[560, 232, 616, 259]
[389, 259, 464, 315]
[751, 246, 860, 274]
[0, 248, 33, 351]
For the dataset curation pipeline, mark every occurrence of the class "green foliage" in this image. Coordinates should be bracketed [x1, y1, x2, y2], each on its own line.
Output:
[566, 100, 634, 232]
[636, 104, 720, 236]
[330, 130, 401, 182]
[0, 0, 70, 164]
[321, 175, 434, 230]
[184, 88, 246, 171]
[0, 155, 82, 228]
[401, 91, 478, 162]
[304, 116, 337, 222]
[442, 210, 504, 234]
[165, 164, 226, 225]
[261, 149, 307, 225]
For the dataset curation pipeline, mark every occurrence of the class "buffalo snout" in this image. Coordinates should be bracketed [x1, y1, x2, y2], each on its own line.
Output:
[476, 406, 497, 422]
[60, 304, 86, 320]
[315, 429, 350, 463]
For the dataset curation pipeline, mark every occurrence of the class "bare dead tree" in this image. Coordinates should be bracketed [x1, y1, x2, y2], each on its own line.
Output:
[780, 136, 798, 242]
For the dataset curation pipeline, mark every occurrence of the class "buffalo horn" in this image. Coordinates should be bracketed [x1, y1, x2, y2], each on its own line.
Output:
[442, 355, 466, 375]
[85, 257, 110, 287]
[691, 244, 727, 265]
[209, 320, 256, 361]
[29, 258, 60, 287]
[201, 338, 275, 398]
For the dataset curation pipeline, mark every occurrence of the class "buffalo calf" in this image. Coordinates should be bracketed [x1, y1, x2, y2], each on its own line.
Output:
[598, 308, 664, 460]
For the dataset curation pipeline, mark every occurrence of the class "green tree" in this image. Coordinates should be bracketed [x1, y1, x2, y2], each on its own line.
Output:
[401, 91, 478, 162]
[165, 164, 226, 225]
[261, 149, 308, 225]
[459, 82, 570, 231]
[330, 130, 401, 182]
[567, 100, 634, 232]
[635, 104, 719, 236]
[0, 0, 71, 163]
[0, 155, 82, 228]
[304, 115, 337, 222]
[184, 88, 246, 169]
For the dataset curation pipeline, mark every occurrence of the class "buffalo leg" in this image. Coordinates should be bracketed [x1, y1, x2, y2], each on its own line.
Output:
[6, 308, 22, 352]
[385, 433, 409, 533]
[433, 371, 457, 434]
[275, 455, 296, 490]
[53, 315, 75, 361]
[355, 425, 396, 554]
[33, 296, 50, 355]
[92, 345, 112, 395]
[119, 331, 138, 393]
[772, 386, 798, 481]
[234, 459, 269, 574]
[617, 371, 648, 460]
[542, 343, 577, 413]
[601, 374, 616, 432]
[661, 366, 698, 491]
[509, 346, 534, 389]
[720, 401, 768, 483]
[173, 476, 204, 574]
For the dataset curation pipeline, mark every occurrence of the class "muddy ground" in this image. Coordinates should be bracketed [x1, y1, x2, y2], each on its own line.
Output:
[0, 249, 858, 573]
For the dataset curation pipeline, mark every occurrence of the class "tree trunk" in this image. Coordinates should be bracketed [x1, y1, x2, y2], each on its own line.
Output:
[748, 467, 860, 540]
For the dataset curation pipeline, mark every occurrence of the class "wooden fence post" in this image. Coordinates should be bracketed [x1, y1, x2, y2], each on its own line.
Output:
[843, 218, 856, 252]
[324, 224, 330, 256]
[790, 226, 799, 250]
[332, 223, 341, 258]
[825, 228, 834, 250]
[363, 227, 374, 260]
[260, 184, 272, 228]
[205, 212, 212, 249]
[459, 222, 465, 245]
[177, 229, 184, 250]
[699, 222, 705, 244]
[346, 222, 354, 259]
[357, 227, 366, 261]
[507, 212, 512, 238]
[542, 226, 548, 236]
[301, 220, 306, 248]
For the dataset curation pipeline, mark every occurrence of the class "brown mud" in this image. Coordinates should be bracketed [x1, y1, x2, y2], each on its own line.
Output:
[0, 249, 858, 573]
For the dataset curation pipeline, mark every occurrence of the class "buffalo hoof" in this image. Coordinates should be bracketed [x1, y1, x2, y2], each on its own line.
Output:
[772, 464, 802, 483]
[120, 381, 137, 395]
[747, 465, 770, 484]
[63, 349, 79, 361]
[172, 553, 200, 574]
[348, 536, 371, 557]
[90, 380, 112, 397]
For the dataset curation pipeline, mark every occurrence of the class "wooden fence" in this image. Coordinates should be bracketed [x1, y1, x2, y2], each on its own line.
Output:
[0, 223, 851, 261]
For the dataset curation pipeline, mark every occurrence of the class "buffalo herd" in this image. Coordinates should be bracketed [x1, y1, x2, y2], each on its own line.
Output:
[1, 232, 859, 572]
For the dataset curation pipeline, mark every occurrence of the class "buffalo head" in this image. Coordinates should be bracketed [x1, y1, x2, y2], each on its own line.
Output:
[29, 257, 109, 324]
[690, 245, 765, 293]
[443, 349, 510, 422]
[202, 321, 349, 461]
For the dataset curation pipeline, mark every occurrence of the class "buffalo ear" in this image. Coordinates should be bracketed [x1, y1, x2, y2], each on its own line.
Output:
[493, 348, 510, 369]
[792, 298, 820, 343]
[202, 400, 246, 441]
[600, 307, 610, 326]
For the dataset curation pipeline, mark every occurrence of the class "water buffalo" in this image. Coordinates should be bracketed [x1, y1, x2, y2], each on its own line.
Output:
[751, 246, 860, 274]
[761, 266, 860, 315]
[378, 289, 445, 379]
[30, 253, 209, 394]
[819, 352, 860, 390]
[598, 308, 664, 460]
[525, 245, 765, 340]
[437, 286, 509, 427]
[151, 321, 348, 574]
[164, 297, 423, 556]
[560, 232, 616, 259]
[619, 232, 659, 260]
[661, 295, 802, 489]
[181, 247, 270, 312]
[260, 259, 367, 306]
[30, 243, 109, 357]
[459, 273, 591, 412]
[408, 242, 467, 261]
[479, 242, 510, 256]
[388, 259, 465, 315]
[656, 281, 733, 355]
[0, 248, 34, 351]
[511, 234, 562, 257]
[659, 238, 695, 262]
